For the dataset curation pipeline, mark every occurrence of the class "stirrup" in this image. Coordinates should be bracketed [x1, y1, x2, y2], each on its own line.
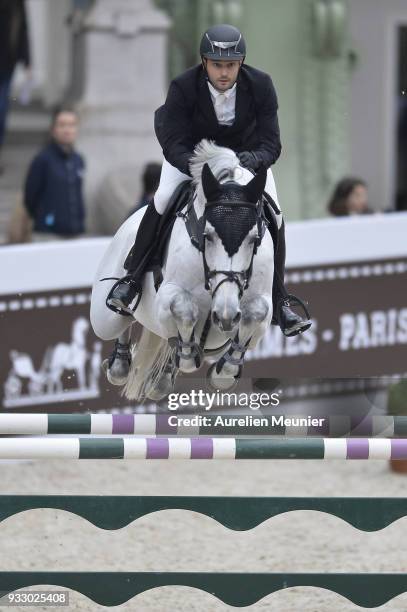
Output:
[105, 276, 142, 317]
[277, 293, 312, 337]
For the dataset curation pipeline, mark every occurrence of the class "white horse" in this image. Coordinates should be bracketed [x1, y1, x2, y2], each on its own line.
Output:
[90, 141, 274, 400]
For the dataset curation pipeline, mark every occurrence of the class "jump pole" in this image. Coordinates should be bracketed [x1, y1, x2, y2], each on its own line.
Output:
[0, 413, 406, 437]
[0, 437, 407, 459]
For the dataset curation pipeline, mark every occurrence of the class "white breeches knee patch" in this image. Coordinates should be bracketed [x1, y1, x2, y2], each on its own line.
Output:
[154, 159, 190, 215]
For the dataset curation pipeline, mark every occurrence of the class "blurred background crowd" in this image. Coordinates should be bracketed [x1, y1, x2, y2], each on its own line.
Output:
[0, 0, 406, 244]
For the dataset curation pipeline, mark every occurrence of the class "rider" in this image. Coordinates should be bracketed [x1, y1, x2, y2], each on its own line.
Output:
[107, 24, 311, 337]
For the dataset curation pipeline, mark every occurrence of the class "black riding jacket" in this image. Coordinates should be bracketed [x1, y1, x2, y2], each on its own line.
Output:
[154, 64, 282, 176]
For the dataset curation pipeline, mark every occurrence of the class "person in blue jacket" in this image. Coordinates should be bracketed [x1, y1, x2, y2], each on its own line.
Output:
[24, 107, 86, 240]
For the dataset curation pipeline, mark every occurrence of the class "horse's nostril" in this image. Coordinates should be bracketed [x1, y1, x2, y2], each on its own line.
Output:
[233, 312, 242, 325]
[212, 311, 220, 324]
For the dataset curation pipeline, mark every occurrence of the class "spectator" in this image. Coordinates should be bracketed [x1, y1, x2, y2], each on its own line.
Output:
[327, 177, 373, 216]
[127, 162, 162, 217]
[24, 106, 86, 241]
[0, 0, 31, 173]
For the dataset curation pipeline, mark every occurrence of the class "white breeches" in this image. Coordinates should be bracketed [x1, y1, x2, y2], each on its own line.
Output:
[154, 158, 282, 228]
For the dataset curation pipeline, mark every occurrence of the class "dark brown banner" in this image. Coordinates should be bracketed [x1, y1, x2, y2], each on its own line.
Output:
[246, 257, 407, 378]
[1, 257, 406, 412]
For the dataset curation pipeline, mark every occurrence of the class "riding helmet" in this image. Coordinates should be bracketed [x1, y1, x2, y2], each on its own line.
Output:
[200, 24, 246, 60]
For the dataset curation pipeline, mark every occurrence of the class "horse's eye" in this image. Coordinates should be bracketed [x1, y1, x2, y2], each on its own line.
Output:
[249, 234, 259, 245]
[205, 231, 214, 243]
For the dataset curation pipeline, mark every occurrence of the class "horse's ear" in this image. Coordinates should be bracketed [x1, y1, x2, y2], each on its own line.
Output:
[202, 163, 220, 202]
[244, 166, 267, 202]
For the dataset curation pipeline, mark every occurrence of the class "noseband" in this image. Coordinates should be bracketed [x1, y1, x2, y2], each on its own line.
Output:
[181, 193, 266, 299]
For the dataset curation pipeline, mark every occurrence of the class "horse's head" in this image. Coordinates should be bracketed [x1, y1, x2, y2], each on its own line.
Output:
[201, 162, 267, 332]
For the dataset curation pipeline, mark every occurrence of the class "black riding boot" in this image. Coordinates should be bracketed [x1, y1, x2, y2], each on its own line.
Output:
[272, 219, 312, 336]
[106, 201, 162, 316]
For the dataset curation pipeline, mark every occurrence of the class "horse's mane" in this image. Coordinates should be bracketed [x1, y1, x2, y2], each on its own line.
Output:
[190, 140, 240, 188]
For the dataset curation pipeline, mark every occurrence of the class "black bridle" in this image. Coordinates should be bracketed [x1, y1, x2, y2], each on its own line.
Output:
[181, 195, 266, 299]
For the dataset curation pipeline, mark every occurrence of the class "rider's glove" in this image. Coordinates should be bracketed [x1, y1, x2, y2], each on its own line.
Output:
[237, 151, 262, 171]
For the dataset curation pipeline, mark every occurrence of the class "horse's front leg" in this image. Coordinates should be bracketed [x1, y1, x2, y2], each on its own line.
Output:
[208, 294, 272, 390]
[157, 285, 202, 374]
[170, 289, 204, 373]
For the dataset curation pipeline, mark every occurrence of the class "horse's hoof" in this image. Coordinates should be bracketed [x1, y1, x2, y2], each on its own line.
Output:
[207, 362, 239, 392]
[102, 358, 130, 386]
[177, 356, 201, 373]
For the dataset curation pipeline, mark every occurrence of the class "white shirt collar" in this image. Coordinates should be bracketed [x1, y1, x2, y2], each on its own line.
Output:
[207, 81, 237, 99]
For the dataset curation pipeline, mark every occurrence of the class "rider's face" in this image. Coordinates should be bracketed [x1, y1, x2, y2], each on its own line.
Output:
[204, 59, 243, 91]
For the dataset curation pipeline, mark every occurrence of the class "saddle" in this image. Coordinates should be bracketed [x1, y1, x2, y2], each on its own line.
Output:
[144, 180, 194, 289]
[144, 180, 281, 291]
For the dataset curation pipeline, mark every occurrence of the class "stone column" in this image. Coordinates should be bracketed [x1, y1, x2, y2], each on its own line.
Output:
[76, 0, 171, 233]
[23, 0, 72, 106]
[298, 0, 350, 219]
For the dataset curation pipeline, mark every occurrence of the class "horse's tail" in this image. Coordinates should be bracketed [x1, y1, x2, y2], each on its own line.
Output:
[121, 326, 174, 401]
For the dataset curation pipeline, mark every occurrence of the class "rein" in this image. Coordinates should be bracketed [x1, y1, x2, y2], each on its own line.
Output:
[180, 195, 266, 299]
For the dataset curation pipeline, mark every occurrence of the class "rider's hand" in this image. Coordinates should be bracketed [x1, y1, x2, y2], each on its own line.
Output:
[237, 151, 262, 171]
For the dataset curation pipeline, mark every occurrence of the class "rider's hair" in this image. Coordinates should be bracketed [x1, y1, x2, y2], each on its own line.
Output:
[327, 177, 367, 216]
